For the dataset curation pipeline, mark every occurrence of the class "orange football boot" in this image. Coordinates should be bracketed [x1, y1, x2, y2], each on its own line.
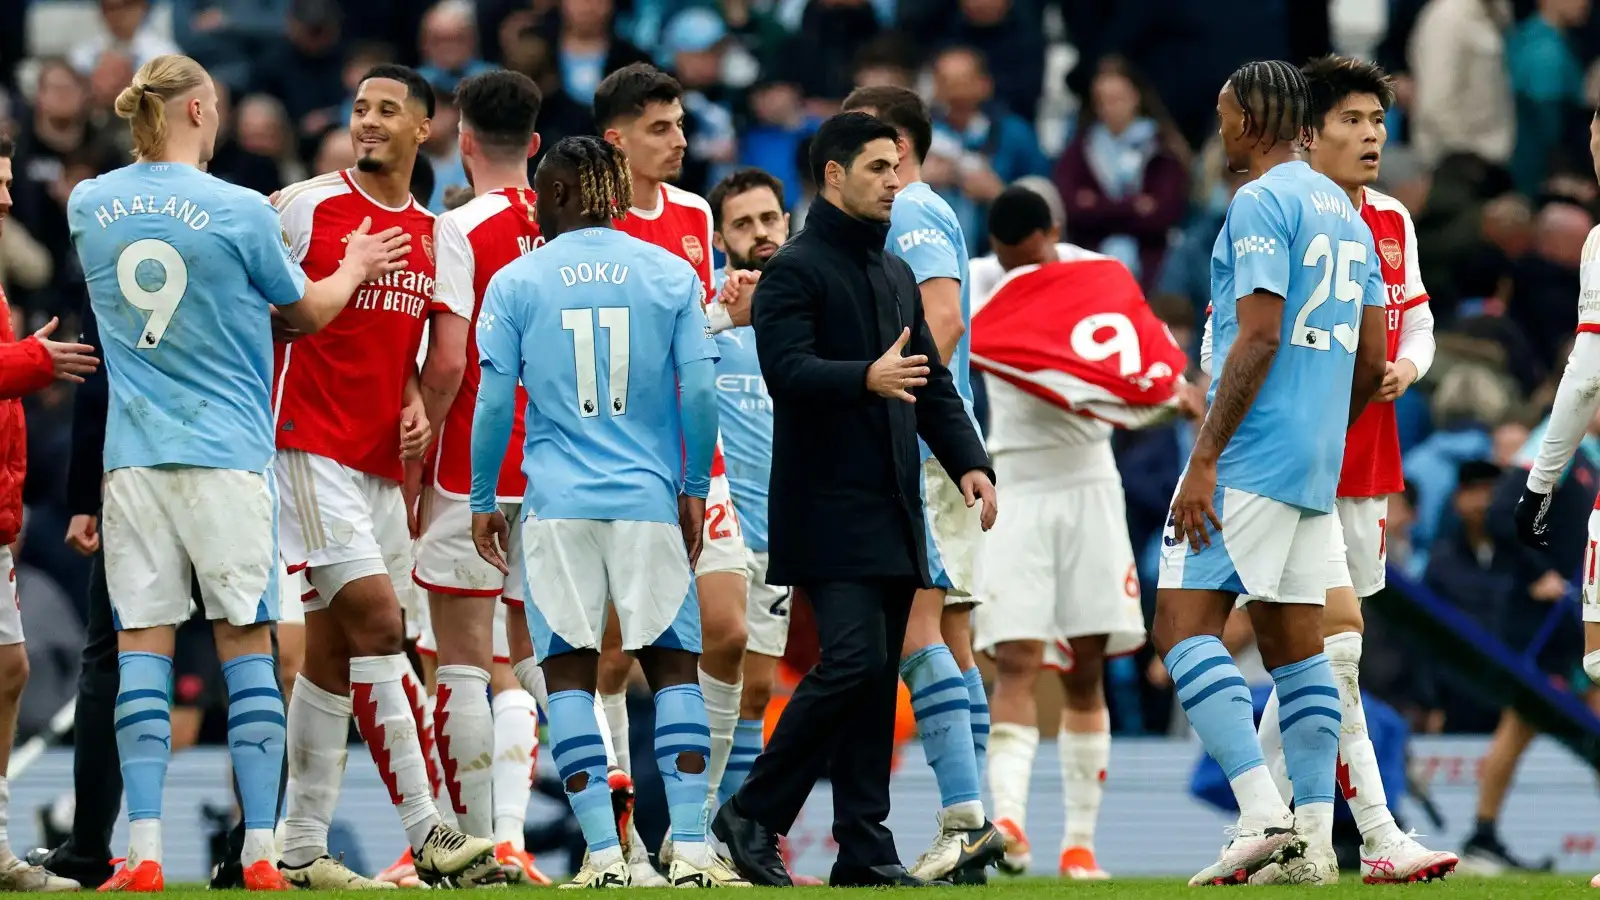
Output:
[242, 860, 291, 891]
[98, 859, 163, 892]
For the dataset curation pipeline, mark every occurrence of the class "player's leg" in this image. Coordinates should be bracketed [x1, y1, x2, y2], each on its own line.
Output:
[0, 545, 77, 891]
[721, 551, 788, 805]
[489, 651, 549, 885]
[523, 517, 630, 887]
[1055, 637, 1111, 880]
[940, 604, 989, 782]
[983, 640, 1042, 873]
[1155, 487, 1298, 885]
[694, 478, 750, 813]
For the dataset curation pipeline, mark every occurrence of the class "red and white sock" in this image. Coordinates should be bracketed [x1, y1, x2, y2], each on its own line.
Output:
[282, 676, 350, 868]
[436, 665, 494, 838]
[401, 664, 457, 830]
[1059, 717, 1110, 852]
[491, 689, 539, 847]
[351, 654, 442, 850]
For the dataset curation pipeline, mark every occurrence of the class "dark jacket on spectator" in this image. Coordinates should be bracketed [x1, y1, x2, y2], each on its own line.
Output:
[776, 1, 881, 103]
[751, 197, 991, 585]
[1053, 135, 1187, 290]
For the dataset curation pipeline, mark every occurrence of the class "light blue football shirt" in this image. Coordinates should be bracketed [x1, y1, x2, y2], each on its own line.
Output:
[68, 162, 306, 474]
[886, 181, 978, 448]
[477, 227, 720, 524]
[713, 323, 772, 551]
[1208, 160, 1386, 513]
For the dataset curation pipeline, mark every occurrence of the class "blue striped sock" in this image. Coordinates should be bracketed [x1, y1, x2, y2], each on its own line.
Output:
[963, 667, 989, 780]
[222, 654, 285, 831]
[548, 689, 618, 854]
[900, 645, 981, 808]
[717, 719, 763, 806]
[1165, 635, 1263, 780]
[1271, 654, 1342, 807]
[654, 683, 712, 842]
[115, 652, 174, 823]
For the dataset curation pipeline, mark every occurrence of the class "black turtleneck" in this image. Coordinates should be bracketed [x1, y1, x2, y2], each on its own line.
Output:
[800, 196, 890, 259]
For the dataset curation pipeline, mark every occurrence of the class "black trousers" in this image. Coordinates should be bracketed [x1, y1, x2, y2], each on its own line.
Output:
[734, 578, 915, 872]
[65, 554, 280, 865]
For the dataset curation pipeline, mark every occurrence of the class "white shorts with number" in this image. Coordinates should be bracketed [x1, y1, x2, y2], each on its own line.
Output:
[697, 473, 747, 577]
[416, 595, 513, 664]
[0, 547, 20, 645]
[1583, 510, 1600, 623]
[414, 490, 527, 603]
[924, 458, 983, 603]
[277, 449, 418, 617]
[104, 466, 278, 629]
[973, 480, 1144, 657]
[744, 550, 790, 658]
[1158, 484, 1332, 606]
[519, 517, 700, 659]
[1326, 496, 1388, 597]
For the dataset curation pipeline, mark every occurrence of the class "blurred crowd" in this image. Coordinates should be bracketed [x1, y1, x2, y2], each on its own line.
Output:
[4, 0, 1600, 742]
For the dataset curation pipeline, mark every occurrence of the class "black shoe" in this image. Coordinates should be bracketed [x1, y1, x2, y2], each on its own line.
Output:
[209, 860, 246, 889]
[829, 864, 950, 887]
[26, 844, 112, 888]
[712, 799, 792, 887]
[947, 860, 988, 885]
[1461, 832, 1554, 874]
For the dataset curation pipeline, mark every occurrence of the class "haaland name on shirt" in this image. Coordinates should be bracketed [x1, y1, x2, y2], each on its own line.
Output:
[86, 190, 215, 232]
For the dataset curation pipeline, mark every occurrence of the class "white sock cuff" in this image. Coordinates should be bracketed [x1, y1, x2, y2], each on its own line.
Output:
[512, 659, 547, 710]
[350, 654, 410, 684]
[492, 688, 537, 715]
[698, 667, 741, 693]
[600, 691, 627, 712]
[988, 722, 1040, 751]
[1060, 727, 1111, 749]
[1586, 650, 1600, 683]
[437, 664, 491, 686]
[294, 674, 353, 714]
[1323, 631, 1363, 666]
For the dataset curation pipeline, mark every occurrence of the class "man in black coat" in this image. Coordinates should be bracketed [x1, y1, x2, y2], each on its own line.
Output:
[712, 112, 997, 888]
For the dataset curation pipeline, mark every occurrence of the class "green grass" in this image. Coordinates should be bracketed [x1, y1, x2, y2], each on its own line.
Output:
[153, 874, 1592, 897]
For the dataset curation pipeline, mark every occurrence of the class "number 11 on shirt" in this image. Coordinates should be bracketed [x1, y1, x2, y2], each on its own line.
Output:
[563, 306, 631, 417]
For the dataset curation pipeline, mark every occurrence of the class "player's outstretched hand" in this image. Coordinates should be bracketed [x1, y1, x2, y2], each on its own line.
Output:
[400, 399, 431, 460]
[341, 216, 411, 282]
[270, 307, 307, 343]
[679, 494, 705, 568]
[472, 510, 511, 575]
[865, 328, 930, 403]
[719, 270, 759, 327]
[64, 513, 98, 556]
[1175, 380, 1206, 421]
[1170, 460, 1223, 552]
[1377, 359, 1419, 402]
[960, 469, 998, 531]
[1514, 486, 1553, 549]
[33, 317, 99, 384]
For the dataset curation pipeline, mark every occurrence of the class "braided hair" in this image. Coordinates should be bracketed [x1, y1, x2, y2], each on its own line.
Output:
[1228, 60, 1313, 149]
[546, 136, 633, 221]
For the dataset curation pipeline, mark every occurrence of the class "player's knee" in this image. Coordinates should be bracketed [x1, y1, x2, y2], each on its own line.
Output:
[0, 646, 28, 699]
[1060, 667, 1104, 712]
[739, 683, 773, 720]
[993, 642, 1043, 685]
[701, 618, 748, 666]
[563, 771, 592, 794]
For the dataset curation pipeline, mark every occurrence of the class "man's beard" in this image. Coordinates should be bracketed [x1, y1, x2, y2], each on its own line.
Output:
[728, 244, 777, 272]
[355, 154, 384, 173]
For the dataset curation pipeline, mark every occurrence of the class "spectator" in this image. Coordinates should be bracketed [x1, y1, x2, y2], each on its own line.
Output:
[213, 93, 304, 195]
[1409, 0, 1514, 166]
[924, 46, 1048, 255]
[69, 0, 181, 77]
[851, 33, 917, 91]
[901, 0, 1044, 122]
[1053, 57, 1188, 289]
[171, 0, 291, 93]
[498, 31, 594, 170]
[543, 0, 652, 106]
[776, 0, 883, 107]
[662, 8, 738, 194]
[739, 80, 819, 209]
[421, 88, 467, 211]
[311, 125, 357, 174]
[417, 0, 495, 93]
[1404, 366, 1513, 566]
[260, 0, 351, 141]
[722, 0, 790, 84]
[86, 51, 138, 155]
[1507, 0, 1590, 194]
[1506, 200, 1592, 365]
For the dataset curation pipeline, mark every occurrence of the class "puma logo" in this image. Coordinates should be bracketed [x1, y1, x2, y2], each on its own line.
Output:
[232, 736, 273, 753]
[137, 734, 171, 748]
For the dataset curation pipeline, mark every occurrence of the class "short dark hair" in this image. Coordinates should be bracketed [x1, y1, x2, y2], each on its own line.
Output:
[808, 112, 898, 185]
[1227, 59, 1312, 146]
[987, 185, 1052, 245]
[360, 64, 435, 118]
[1301, 55, 1396, 127]
[0, 135, 12, 159]
[707, 168, 787, 229]
[593, 63, 683, 130]
[456, 70, 543, 158]
[841, 85, 931, 164]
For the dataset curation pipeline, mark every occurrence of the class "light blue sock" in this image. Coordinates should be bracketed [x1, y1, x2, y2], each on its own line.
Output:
[963, 666, 989, 781]
[548, 689, 619, 854]
[654, 683, 712, 842]
[221, 654, 285, 831]
[1271, 654, 1342, 807]
[900, 645, 981, 809]
[717, 718, 763, 806]
[1165, 635, 1264, 780]
[115, 652, 174, 823]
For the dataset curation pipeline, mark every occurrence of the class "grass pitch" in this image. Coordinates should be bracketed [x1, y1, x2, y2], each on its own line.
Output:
[152, 874, 1590, 897]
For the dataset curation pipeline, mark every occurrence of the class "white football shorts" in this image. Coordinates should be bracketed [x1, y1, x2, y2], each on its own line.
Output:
[744, 550, 790, 658]
[924, 457, 982, 604]
[103, 466, 278, 629]
[1158, 484, 1332, 606]
[0, 547, 20, 645]
[413, 489, 527, 603]
[696, 473, 748, 577]
[519, 517, 700, 660]
[973, 480, 1145, 658]
[278, 557, 305, 625]
[1583, 510, 1600, 624]
[1326, 496, 1389, 598]
[415, 592, 513, 664]
[277, 449, 419, 617]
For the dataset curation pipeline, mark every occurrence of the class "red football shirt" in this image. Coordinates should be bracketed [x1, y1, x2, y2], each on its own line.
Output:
[273, 170, 435, 483]
[1338, 187, 1430, 498]
[429, 188, 544, 500]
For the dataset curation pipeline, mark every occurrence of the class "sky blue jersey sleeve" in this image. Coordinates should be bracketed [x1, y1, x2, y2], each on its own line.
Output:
[471, 367, 518, 514]
[672, 276, 721, 368]
[678, 357, 717, 499]
[1226, 188, 1293, 302]
[238, 194, 307, 307]
[891, 206, 962, 283]
[476, 273, 525, 376]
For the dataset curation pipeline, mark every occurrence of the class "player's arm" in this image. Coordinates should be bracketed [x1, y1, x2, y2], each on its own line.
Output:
[470, 278, 523, 514]
[261, 193, 411, 334]
[894, 215, 966, 364]
[1349, 253, 1387, 426]
[910, 276, 993, 483]
[752, 254, 873, 403]
[418, 215, 474, 448]
[920, 277, 964, 365]
[1199, 311, 1215, 376]
[674, 274, 722, 498]
[1382, 211, 1436, 400]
